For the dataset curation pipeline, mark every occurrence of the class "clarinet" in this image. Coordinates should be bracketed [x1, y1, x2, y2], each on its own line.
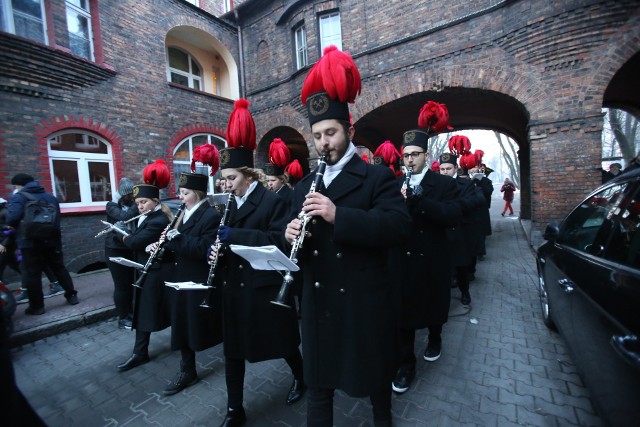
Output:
[200, 191, 235, 308]
[404, 166, 413, 198]
[133, 203, 185, 289]
[271, 152, 328, 308]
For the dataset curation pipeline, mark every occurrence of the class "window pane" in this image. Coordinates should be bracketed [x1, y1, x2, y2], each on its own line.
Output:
[50, 133, 108, 153]
[320, 13, 342, 51]
[174, 141, 190, 160]
[13, 12, 45, 43]
[67, 0, 88, 11]
[168, 48, 189, 72]
[170, 72, 189, 86]
[193, 135, 208, 147]
[89, 162, 112, 202]
[190, 58, 201, 77]
[52, 159, 81, 203]
[67, 10, 89, 39]
[12, 0, 41, 17]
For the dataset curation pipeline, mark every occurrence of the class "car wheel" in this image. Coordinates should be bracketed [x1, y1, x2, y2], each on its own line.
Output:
[537, 262, 556, 330]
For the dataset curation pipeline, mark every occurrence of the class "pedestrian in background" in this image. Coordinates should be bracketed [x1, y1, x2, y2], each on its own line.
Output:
[105, 177, 138, 330]
[500, 177, 517, 216]
[0, 197, 20, 284]
[6, 173, 78, 315]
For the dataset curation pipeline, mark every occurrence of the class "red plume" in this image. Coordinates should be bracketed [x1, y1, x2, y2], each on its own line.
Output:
[191, 144, 220, 176]
[474, 149, 484, 166]
[226, 99, 256, 150]
[459, 153, 477, 170]
[268, 138, 291, 167]
[374, 140, 400, 166]
[301, 45, 362, 105]
[143, 159, 170, 189]
[285, 159, 303, 179]
[418, 101, 453, 134]
[431, 161, 440, 172]
[448, 135, 471, 156]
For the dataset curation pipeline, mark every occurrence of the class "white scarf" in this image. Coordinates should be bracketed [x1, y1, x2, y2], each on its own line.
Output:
[183, 199, 206, 224]
[138, 204, 161, 226]
[323, 142, 357, 188]
[235, 181, 258, 208]
[410, 168, 427, 187]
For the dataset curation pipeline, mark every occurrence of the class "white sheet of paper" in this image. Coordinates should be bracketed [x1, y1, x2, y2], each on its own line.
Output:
[108, 257, 144, 270]
[229, 244, 299, 272]
[164, 281, 211, 290]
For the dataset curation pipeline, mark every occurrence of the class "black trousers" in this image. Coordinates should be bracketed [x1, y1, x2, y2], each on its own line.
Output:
[224, 350, 304, 409]
[397, 325, 443, 370]
[306, 387, 391, 426]
[0, 249, 20, 282]
[21, 243, 75, 309]
[106, 247, 135, 319]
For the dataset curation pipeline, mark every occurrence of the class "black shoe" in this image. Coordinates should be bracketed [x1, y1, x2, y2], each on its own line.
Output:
[163, 369, 198, 396]
[285, 379, 305, 405]
[24, 306, 45, 315]
[461, 292, 471, 306]
[219, 407, 246, 427]
[116, 353, 150, 372]
[66, 293, 79, 305]
[118, 318, 133, 330]
[423, 341, 442, 362]
[391, 367, 415, 394]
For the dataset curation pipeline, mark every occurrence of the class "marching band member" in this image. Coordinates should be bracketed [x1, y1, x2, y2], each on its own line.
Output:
[264, 138, 294, 209]
[211, 100, 304, 427]
[116, 160, 173, 372]
[285, 46, 410, 427]
[391, 103, 462, 395]
[161, 150, 224, 395]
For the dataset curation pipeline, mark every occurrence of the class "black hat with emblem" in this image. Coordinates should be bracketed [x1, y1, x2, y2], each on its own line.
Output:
[402, 129, 430, 151]
[301, 46, 361, 126]
[438, 152, 458, 166]
[178, 172, 208, 193]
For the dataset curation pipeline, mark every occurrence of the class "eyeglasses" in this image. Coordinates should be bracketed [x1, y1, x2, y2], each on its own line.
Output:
[403, 151, 425, 159]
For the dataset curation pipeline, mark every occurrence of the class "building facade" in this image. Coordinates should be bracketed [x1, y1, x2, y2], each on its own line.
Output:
[1, 0, 639, 273]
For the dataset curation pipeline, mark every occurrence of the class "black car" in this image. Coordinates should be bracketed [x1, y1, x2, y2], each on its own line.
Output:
[536, 169, 640, 426]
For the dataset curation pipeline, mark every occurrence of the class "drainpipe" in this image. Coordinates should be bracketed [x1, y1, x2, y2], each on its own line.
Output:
[234, 8, 246, 99]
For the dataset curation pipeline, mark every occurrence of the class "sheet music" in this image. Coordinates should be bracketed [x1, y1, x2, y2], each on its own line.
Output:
[229, 244, 300, 272]
[164, 281, 211, 290]
[108, 257, 144, 270]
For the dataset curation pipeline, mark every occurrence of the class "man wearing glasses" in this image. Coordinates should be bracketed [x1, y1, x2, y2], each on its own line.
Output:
[391, 129, 462, 395]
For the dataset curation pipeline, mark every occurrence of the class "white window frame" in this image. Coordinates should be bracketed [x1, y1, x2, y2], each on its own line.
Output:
[223, 0, 232, 13]
[0, 0, 48, 44]
[294, 25, 308, 70]
[184, 0, 199, 6]
[65, 0, 94, 61]
[167, 46, 203, 91]
[173, 134, 227, 195]
[48, 131, 116, 207]
[319, 12, 342, 52]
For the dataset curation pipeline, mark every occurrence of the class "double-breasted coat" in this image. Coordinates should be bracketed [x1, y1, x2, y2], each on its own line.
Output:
[218, 183, 300, 363]
[391, 170, 462, 330]
[122, 209, 171, 332]
[292, 156, 411, 397]
[163, 201, 223, 352]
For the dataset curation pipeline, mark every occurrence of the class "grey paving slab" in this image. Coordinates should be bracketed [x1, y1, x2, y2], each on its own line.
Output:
[8, 189, 605, 426]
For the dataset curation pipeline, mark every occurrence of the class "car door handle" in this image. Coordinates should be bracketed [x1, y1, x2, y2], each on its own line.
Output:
[558, 278, 575, 294]
[611, 335, 640, 371]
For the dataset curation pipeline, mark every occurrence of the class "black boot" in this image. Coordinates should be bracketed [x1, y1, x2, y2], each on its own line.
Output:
[163, 367, 198, 396]
[116, 353, 150, 372]
[219, 407, 246, 427]
[285, 378, 305, 405]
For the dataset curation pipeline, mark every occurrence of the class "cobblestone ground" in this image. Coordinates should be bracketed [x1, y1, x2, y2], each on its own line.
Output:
[10, 192, 604, 426]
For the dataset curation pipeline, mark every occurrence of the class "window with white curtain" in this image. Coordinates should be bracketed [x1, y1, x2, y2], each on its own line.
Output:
[319, 12, 342, 52]
[0, 0, 47, 44]
[66, 0, 94, 60]
[48, 131, 115, 206]
[173, 134, 227, 194]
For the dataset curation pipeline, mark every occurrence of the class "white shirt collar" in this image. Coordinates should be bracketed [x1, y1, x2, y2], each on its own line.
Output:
[235, 181, 258, 208]
[183, 199, 206, 224]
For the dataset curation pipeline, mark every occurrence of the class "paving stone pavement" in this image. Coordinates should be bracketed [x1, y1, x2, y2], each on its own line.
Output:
[9, 190, 605, 426]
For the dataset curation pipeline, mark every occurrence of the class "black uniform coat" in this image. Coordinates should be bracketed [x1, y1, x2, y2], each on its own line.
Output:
[292, 157, 411, 397]
[122, 209, 171, 332]
[447, 177, 486, 267]
[275, 184, 294, 209]
[392, 170, 462, 330]
[163, 202, 223, 352]
[219, 184, 300, 363]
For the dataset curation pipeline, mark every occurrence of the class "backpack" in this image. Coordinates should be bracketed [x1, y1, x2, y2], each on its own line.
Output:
[20, 191, 58, 240]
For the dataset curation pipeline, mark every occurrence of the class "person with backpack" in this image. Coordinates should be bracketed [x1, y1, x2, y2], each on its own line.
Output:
[6, 173, 78, 315]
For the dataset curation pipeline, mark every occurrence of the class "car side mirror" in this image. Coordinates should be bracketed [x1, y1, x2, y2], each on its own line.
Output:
[543, 222, 560, 241]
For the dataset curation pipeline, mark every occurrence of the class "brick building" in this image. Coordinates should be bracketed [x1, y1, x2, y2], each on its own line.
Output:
[1, 0, 639, 273]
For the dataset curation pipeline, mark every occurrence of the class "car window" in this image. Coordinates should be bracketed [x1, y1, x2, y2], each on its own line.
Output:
[602, 182, 640, 268]
[558, 183, 627, 254]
